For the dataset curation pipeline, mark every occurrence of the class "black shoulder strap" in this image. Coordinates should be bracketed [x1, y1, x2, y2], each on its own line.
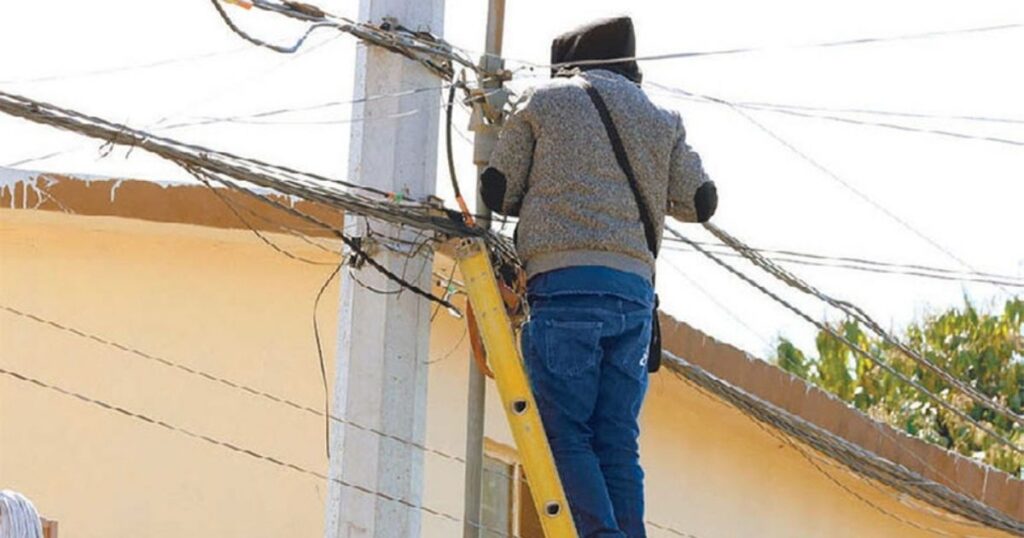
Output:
[580, 79, 659, 257]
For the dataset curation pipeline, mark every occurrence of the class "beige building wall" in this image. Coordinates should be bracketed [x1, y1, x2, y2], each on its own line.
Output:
[1, 208, 1015, 537]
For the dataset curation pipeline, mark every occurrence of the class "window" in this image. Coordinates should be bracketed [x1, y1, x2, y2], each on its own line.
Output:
[481, 447, 543, 538]
[481, 455, 512, 538]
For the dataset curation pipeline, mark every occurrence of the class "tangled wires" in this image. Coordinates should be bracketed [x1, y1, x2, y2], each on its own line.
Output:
[0, 490, 43, 538]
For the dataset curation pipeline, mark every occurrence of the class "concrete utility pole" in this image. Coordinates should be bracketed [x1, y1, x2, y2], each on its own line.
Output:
[463, 1, 506, 537]
[325, 0, 445, 536]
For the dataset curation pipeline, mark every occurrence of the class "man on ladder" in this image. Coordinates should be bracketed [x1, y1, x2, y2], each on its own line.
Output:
[480, 16, 718, 537]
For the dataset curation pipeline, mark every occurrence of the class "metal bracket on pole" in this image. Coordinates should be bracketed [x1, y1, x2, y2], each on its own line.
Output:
[469, 54, 510, 167]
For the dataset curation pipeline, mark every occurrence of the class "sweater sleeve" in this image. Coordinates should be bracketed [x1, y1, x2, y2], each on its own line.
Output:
[666, 116, 714, 222]
[482, 105, 536, 217]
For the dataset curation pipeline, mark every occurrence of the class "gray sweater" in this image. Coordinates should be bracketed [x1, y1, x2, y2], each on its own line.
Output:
[487, 69, 712, 280]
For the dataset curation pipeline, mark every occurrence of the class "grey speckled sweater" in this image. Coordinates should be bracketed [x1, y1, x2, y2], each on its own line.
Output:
[487, 69, 712, 280]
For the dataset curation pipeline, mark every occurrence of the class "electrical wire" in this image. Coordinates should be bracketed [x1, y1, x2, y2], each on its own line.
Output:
[501, 69, 1022, 291]
[729, 99, 1024, 126]
[0, 87, 527, 310]
[681, 88, 1011, 294]
[445, 79, 476, 225]
[660, 241, 1024, 288]
[649, 84, 1024, 148]
[0, 46, 253, 85]
[209, 0, 336, 53]
[158, 84, 446, 130]
[0, 299, 1004, 535]
[665, 237, 1024, 283]
[659, 254, 775, 349]
[0, 364, 523, 537]
[191, 169, 338, 265]
[4, 33, 342, 169]
[702, 221, 1024, 430]
[747, 104, 1024, 148]
[313, 262, 342, 458]
[669, 361, 982, 537]
[665, 224, 1023, 456]
[509, 22, 1024, 72]
[0, 303, 528, 481]
[213, 0, 478, 79]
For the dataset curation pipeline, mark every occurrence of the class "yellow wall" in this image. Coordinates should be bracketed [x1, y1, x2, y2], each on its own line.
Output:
[1, 209, 1012, 537]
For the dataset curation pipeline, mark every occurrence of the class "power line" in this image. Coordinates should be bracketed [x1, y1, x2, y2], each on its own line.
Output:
[730, 100, 1024, 126]
[2, 356, 706, 538]
[209, 0, 337, 54]
[0, 90, 527, 310]
[670, 364, 980, 537]
[649, 84, 1024, 148]
[0, 304, 484, 472]
[661, 240, 1024, 288]
[659, 254, 775, 349]
[747, 104, 1024, 147]
[703, 221, 1024, 430]
[212, 0, 477, 79]
[665, 223, 1023, 455]
[544, 70, 1020, 292]
[192, 170, 338, 265]
[0, 47, 252, 85]
[507, 22, 1024, 71]
[696, 91, 1004, 291]
[0, 364, 520, 537]
[159, 85, 445, 130]
[528, 22, 1024, 71]
[4, 33, 343, 169]
[676, 238, 1021, 282]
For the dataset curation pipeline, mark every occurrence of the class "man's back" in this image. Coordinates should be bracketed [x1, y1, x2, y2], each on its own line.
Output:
[486, 69, 710, 280]
[478, 17, 718, 537]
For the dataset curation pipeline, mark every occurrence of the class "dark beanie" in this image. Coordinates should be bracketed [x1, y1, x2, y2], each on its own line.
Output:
[550, 16, 642, 83]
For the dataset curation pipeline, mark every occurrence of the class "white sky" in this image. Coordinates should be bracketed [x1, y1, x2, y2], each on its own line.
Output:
[1, 0, 1022, 358]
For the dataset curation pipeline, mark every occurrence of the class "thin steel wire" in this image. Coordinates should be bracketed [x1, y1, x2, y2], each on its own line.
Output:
[660, 242, 1024, 288]
[703, 221, 1024, 431]
[650, 84, 1024, 148]
[507, 22, 1024, 71]
[668, 360, 975, 537]
[662, 351, 1024, 535]
[0, 364, 521, 537]
[664, 224, 1023, 456]
[0, 46, 253, 85]
[0, 305, 522, 484]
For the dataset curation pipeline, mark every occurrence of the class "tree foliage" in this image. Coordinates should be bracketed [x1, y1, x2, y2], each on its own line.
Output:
[775, 298, 1024, 475]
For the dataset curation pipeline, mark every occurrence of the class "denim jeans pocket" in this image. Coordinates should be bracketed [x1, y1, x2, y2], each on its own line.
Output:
[537, 319, 603, 378]
[609, 315, 652, 383]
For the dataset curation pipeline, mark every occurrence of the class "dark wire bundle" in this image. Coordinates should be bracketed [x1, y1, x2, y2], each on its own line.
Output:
[0, 90, 518, 313]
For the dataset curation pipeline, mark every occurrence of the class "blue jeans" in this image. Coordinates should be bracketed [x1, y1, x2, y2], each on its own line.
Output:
[522, 266, 653, 538]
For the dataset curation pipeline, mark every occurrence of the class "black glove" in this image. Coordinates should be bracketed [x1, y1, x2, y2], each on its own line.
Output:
[695, 182, 718, 222]
[480, 167, 509, 215]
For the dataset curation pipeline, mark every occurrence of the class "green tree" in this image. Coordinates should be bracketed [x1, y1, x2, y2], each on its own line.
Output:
[774, 298, 1024, 475]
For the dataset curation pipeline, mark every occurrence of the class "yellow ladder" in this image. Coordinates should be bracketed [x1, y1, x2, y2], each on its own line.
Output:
[450, 237, 578, 538]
